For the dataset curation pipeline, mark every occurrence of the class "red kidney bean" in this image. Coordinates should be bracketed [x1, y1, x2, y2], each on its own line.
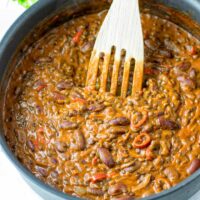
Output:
[158, 49, 173, 58]
[50, 170, 59, 179]
[74, 130, 86, 150]
[107, 126, 129, 135]
[87, 137, 96, 145]
[81, 42, 92, 53]
[88, 103, 105, 112]
[164, 39, 180, 53]
[124, 166, 139, 173]
[97, 147, 115, 168]
[27, 140, 35, 152]
[57, 80, 74, 90]
[157, 112, 164, 117]
[35, 166, 48, 177]
[35, 56, 52, 64]
[159, 117, 180, 130]
[52, 91, 66, 101]
[187, 159, 200, 174]
[177, 76, 196, 90]
[60, 121, 78, 130]
[178, 61, 191, 71]
[108, 183, 127, 196]
[121, 160, 141, 171]
[68, 110, 80, 117]
[145, 38, 161, 50]
[51, 157, 58, 164]
[35, 105, 43, 114]
[189, 68, 196, 79]
[70, 90, 84, 100]
[55, 141, 68, 152]
[14, 87, 21, 96]
[87, 187, 104, 196]
[108, 117, 130, 126]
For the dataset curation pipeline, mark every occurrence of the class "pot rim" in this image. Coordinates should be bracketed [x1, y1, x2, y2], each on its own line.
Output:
[0, 0, 200, 199]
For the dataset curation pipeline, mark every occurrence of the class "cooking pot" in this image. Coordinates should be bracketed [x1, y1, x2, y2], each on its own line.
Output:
[0, 0, 200, 199]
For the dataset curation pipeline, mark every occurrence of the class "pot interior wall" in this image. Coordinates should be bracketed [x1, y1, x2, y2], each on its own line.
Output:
[142, 0, 200, 39]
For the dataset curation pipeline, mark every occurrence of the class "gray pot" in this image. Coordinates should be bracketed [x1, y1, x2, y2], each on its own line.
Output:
[0, 0, 200, 199]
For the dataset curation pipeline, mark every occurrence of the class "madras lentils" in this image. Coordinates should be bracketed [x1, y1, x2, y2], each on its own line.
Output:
[3, 2, 200, 200]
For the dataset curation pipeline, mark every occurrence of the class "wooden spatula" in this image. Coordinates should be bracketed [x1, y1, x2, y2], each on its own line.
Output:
[86, 0, 144, 97]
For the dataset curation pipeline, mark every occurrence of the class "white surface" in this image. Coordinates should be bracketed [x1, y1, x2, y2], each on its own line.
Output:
[0, 1, 42, 200]
[0, 0, 25, 40]
[0, 147, 43, 200]
[0, 1, 200, 200]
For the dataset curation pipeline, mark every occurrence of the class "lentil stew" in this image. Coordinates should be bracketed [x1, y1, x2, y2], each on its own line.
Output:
[3, 1, 200, 200]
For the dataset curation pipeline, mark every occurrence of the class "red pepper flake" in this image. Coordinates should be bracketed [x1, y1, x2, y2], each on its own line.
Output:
[72, 29, 83, 44]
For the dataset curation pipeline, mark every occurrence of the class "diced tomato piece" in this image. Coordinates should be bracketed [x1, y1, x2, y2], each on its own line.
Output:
[91, 173, 107, 183]
[92, 157, 98, 166]
[189, 46, 196, 55]
[34, 80, 47, 92]
[144, 68, 159, 75]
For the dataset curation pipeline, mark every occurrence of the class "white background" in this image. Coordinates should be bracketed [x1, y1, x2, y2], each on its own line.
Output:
[0, 0, 200, 200]
[0, 1, 42, 199]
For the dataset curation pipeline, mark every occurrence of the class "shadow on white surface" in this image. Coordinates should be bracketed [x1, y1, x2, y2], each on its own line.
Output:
[0, 1, 42, 199]
[0, 151, 43, 200]
[0, 0, 25, 40]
